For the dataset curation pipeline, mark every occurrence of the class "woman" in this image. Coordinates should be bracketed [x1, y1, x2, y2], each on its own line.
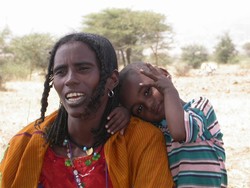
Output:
[0, 33, 173, 188]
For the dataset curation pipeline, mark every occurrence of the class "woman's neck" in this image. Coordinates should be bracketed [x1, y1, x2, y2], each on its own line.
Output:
[67, 114, 101, 147]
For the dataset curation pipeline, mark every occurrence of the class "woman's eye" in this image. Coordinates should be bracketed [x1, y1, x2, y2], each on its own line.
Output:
[79, 67, 87, 71]
[54, 69, 65, 76]
[78, 66, 90, 72]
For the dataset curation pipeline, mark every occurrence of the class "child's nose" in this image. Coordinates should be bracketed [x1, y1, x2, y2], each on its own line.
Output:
[146, 98, 154, 111]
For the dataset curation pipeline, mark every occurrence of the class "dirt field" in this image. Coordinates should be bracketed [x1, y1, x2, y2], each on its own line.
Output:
[0, 64, 250, 187]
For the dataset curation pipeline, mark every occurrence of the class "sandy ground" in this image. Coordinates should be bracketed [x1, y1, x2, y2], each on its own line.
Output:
[0, 64, 250, 187]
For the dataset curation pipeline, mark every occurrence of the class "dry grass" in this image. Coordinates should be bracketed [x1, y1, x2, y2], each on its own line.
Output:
[0, 64, 250, 187]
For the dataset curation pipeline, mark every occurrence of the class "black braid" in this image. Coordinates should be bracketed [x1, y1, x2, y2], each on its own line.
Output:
[34, 60, 53, 128]
[35, 32, 119, 147]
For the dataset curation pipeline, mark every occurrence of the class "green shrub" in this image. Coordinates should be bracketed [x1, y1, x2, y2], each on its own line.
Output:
[181, 44, 209, 69]
[0, 62, 30, 81]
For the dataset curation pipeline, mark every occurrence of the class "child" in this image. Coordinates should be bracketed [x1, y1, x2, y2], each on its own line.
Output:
[116, 62, 227, 187]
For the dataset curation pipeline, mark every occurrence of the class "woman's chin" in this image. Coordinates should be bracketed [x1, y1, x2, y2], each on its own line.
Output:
[67, 109, 86, 119]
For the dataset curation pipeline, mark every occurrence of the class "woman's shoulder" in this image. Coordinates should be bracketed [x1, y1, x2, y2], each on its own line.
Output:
[126, 116, 162, 138]
[15, 111, 58, 135]
[9, 111, 58, 145]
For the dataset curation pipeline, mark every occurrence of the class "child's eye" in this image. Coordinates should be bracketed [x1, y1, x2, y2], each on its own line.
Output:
[137, 105, 143, 114]
[144, 87, 151, 96]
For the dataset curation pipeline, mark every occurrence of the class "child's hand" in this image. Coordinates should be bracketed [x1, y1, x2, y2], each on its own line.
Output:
[106, 106, 130, 135]
[139, 63, 173, 95]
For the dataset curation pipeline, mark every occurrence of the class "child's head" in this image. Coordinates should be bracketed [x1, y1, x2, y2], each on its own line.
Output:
[119, 62, 165, 123]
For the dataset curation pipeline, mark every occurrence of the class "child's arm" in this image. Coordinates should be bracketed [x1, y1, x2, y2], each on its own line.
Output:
[184, 97, 223, 143]
[105, 106, 131, 135]
[140, 63, 185, 141]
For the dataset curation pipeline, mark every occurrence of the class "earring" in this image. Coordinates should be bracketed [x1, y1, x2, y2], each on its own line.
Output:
[50, 80, 54, 88]
[108, 89, 114, 98]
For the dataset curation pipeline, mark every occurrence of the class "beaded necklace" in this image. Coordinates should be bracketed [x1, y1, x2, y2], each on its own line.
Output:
[66, 135, 103, 156]
[63, 139, 104, 188]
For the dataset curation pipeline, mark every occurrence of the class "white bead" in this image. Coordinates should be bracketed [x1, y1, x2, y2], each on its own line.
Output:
[76, 177, 81, 183]
[73, 170, 78, 175]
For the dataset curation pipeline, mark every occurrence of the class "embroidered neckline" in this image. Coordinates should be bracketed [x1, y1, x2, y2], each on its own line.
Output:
[63, 139, 102, 188]
[65, 136, 101, 156]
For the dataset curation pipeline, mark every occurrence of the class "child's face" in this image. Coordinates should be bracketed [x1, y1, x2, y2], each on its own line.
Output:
[120, 71, 165, 122]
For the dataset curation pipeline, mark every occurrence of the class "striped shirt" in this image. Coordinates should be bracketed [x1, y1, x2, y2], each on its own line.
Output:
[156, 96, 227, 187]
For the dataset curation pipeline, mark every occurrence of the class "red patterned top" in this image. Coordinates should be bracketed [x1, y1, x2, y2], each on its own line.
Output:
[39, 146, 113, 188]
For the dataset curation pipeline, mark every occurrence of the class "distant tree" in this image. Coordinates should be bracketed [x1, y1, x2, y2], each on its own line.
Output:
[242, 42, 250, 57]
[9, 33, 55, 79]
[0, 27, 11, 47]
[147, 52, 172, 67]
[0, 26, 12, 62]
[181, 44, 209, 68]
[213, 33, 238, 64]
[81, 8, 172, 66]
[136, 11, 173, 66]
[0, 27, 12, 90]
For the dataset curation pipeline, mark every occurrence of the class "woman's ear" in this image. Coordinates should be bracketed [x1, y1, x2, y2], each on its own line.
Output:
[108, 69, 119, 89]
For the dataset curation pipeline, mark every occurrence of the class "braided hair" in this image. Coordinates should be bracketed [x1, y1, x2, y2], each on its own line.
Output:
[35, 32, 119, 147]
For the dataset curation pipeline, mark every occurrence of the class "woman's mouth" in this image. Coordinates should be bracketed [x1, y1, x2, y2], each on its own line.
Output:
[65, 92, 86, 105]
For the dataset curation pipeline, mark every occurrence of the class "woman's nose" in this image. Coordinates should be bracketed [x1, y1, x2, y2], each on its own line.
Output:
[65, 71, 80, 86]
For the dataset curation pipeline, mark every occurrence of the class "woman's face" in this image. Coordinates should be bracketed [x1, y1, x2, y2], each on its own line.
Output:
[53, 41, 103, 118]
[120, 71, 165, 122]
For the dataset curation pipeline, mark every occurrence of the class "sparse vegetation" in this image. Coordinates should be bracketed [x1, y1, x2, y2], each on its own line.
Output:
[214, 33, 238, 64]
[181, 44, 209, 69]
[173, 62, 191, 77]
[0, 10, 250, 93]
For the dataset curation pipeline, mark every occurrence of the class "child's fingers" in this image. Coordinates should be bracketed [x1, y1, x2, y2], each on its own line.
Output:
[140, 69, 157, 81]
[159, 68, 172, 81]
[139, 82, 155, 89]
[120, 128, 126, 135]
[146, 63, 157, 72]
[106, 106, 130, 135]
[159, 67, 170, 76]
[107, 109, 117, 119]
[146, 63, 161, 75]
[146, 63, 171, 79]
[111, 121, 127, 134]
[107, 118, 124, 134]
[106, 110, 118, 129]
[106, 110, 122, 131]
[105, 116, 116, 131]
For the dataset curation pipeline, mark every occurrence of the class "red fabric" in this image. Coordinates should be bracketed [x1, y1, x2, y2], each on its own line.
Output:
[39, 146, 113, 188]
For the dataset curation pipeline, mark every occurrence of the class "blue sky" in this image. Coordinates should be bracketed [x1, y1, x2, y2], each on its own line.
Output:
[1, 0, 250, 53]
